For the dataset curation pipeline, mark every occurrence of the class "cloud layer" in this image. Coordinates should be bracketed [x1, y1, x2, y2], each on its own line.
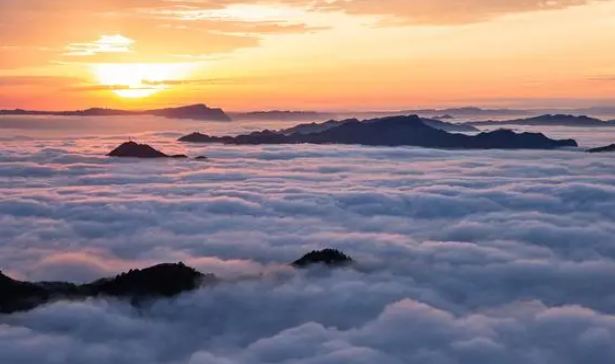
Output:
[1, 121, 615, 363]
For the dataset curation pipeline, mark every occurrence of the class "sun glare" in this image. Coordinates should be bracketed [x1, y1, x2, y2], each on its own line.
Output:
[92, 63, 193, 98]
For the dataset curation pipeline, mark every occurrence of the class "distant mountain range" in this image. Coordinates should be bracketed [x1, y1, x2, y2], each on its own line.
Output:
[397, 107, 615, 119]
[3, 104, 615, 124]
[0, 106, 327, 123]
[465, 114, 615, 128]
[229, 107, 615, 122]
[400, 107, 530, 118]
[230, 110, 336, 122]
[0, 104, 231, 122]
[179, 115, 577, 150]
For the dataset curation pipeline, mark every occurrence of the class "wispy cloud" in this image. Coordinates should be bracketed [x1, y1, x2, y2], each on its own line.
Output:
[0, 1, 329, 67]
[63, 35, 135, 56]
[0, 75, 84, 88]
[309, 0, 608, 24]
[588, 75, 615, 82]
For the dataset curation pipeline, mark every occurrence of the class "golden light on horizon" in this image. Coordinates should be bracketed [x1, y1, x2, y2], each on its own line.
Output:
[92, 63, 194, 99]
[1, 0, 614, 110]
[113, 88, 159, 99]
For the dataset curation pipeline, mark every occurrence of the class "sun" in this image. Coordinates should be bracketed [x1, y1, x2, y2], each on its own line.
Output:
[92, 63, 193, 98]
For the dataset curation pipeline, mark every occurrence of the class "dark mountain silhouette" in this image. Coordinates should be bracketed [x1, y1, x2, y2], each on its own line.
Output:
[146, 104, 231, 122]
[1, 249, 357, 314]
[587, 144, 615, 153]
[107, 141, 189, 159]
[59, 107, 123, 116]
[433, 114, 454, 120]
[81, 263, 210, 298]
[401, 107, 530, 118]
[0, 104, 231, 122]
[0, 263, 214, 314]
[179, 130, 292, 144]
[279, 119, 359, 135]
[178, 133, 234, 144]
[466, 114, 613, 128]
[179, 115, 577, 149]
[292, 249, 354, 268]
[278, 116, 478, 136]
[108, 141, 169, 158]
[0, 271, 74, 314]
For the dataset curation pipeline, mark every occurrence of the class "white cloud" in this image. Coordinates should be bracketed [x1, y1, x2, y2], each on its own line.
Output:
[309, 0, 606, 24]
[1, 121, 615, 362]
[63, 35, 135, 57]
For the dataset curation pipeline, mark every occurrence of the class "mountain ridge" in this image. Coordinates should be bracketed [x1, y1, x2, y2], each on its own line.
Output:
[1, 249, 354, 314]
[0, 103, 231, 122]
[0, 263, 215, 314]
[179, 115, 577, 149]
[465, 114, 614, 127]
[279, 116, 478, 135]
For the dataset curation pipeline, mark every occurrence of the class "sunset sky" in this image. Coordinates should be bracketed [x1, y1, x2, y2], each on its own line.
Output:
[1, 0, 614, 111]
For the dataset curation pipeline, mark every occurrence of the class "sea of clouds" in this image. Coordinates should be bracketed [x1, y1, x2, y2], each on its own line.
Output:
[1, 116, 615, 363]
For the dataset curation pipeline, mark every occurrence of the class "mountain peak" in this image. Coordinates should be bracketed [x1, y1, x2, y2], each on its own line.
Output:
[150, 104, 231, 122]
[108, 141, 169, 158]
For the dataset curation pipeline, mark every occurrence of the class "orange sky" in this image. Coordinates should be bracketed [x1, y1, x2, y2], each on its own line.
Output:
[0, 0, 614, 111]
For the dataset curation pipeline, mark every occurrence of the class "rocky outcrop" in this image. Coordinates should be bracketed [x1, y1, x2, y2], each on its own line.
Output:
[0, 271, 74, 314]
[292, 249, 354, 268]
[81, 263, 210, 298]
[107, 142, 194, 159]
[587, 144, 615, 153]
[108, 141, 169, 158]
